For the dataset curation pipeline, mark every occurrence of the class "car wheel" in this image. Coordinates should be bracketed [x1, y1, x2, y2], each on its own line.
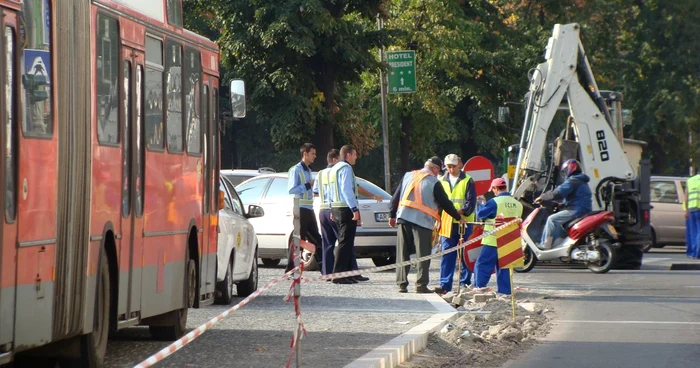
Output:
[237, 249, 259, 297]
[301, 249, 320, 271]
[650, 228, 665, 249]
[261, 258, 281, 267]
[215, 256, 234, 305]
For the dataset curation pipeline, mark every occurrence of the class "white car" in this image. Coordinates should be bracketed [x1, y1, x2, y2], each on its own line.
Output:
[215, 177, 264, 304]
[235, 173, 397, 269]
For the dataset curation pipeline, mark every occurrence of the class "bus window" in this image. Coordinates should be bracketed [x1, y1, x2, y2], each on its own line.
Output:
[122, 61, 131, 217]
[165, 41, 183, 152]
[4, 27, 17, 222]
[202, 85, 209, 213]
[185, 49, 201, 154]
[135, 65, 145, 217]
[20, 0, 53, 137]
[166, 0, 183, 28]
[145, 36, 164, 150]
[96, 14, 120, 145]
[209, 88, 220, 211]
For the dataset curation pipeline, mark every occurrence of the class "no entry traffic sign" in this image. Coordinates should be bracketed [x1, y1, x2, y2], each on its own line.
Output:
[462, 156, 495, 196]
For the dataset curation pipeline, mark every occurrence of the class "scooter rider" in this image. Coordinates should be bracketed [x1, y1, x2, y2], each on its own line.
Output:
[535, 159, 593, 249]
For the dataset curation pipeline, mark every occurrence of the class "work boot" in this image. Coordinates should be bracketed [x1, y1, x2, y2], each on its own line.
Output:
[415, 287, 434, 294]
[432, 286, 448, 295]
[398, 286, 408, 293]
[353, 275, 370, 282]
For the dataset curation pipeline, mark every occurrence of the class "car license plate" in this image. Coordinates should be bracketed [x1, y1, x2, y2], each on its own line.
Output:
[375, 212, 390, 222]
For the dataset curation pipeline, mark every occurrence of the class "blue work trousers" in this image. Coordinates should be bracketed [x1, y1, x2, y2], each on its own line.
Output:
[540, 208, 583, 247]
[474, 245, 511, 294]
[688, 211, 700, 259]
[319, 209, 359, 274]
[439, 224, 473, 292]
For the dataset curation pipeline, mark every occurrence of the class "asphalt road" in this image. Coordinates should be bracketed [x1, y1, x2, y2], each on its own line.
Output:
[503, 246, 700, 368]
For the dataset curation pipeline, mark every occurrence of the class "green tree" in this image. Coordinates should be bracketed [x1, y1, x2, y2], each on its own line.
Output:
[187, 0, 388, 162]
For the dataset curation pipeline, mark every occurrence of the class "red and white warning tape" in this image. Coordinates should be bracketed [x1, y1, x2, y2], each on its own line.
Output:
[132, 218, 520, 367]
[299, 219, 521, 284]
[133, 269, 296, 368]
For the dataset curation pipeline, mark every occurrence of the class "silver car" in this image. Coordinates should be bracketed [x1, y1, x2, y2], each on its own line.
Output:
[235, 173, 397, 269]
[215, 177, 264, 304]
[648, 176, 688, 251]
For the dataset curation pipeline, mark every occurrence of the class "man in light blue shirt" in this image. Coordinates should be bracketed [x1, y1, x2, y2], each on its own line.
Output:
[327, 145, 361, 284]
[285, 143, 321, 272]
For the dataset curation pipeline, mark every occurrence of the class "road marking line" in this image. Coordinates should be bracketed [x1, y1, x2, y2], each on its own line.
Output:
[558, 320, 700, 325]
[642, 258, 672, 264]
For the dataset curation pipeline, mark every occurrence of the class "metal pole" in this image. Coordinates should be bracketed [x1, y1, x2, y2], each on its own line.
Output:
[378, 15, 391, 192]
[292, 197, 301, 366]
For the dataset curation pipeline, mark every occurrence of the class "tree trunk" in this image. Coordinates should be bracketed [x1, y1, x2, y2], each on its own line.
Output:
[400, 116, 411, 173]
[314, 62, 336, 160]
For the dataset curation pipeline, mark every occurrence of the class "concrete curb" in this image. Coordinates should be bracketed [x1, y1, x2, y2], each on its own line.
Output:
[343, 293, 458, 368]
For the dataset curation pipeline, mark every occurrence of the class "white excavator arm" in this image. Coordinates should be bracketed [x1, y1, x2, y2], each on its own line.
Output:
[512, 23, 635, 210]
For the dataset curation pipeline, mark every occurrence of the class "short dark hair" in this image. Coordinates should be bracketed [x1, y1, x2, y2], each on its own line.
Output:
[300, 143, 316, 156]
[327, 149, 340, 164]
[496, 185, 507, 191]
[339, 145, 355, 159]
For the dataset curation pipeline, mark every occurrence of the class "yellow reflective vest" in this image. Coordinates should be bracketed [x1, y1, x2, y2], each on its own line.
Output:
[438, 174, 475, 237]
[482, 195, 523, 247]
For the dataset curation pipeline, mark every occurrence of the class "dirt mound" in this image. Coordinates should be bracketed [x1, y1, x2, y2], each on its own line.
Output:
[401, 291, 552, 368]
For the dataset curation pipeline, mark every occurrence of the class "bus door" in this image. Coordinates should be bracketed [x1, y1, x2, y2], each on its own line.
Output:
[0, 7, 18, 352]
[119, 45, 146, 322]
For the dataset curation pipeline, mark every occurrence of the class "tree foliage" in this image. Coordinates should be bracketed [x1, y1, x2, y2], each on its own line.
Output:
[184, 0, 698, 185]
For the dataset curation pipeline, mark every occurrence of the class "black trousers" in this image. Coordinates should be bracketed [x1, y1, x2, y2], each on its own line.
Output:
[332, 207, 357, 279]
[286, 207, 322, 272]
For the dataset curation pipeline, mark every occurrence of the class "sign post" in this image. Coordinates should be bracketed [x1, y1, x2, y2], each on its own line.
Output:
[463, 156, 495, 196]
[387, 50, 416, 94]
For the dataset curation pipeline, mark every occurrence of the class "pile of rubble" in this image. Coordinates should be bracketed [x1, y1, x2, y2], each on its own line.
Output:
[401, 291, 552, 368]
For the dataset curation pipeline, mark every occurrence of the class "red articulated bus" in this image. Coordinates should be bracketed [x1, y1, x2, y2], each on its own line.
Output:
[0, 0, 225, 365]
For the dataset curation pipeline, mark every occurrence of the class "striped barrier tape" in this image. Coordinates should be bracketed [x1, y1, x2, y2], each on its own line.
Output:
[132, 218, 520, 367]
[298, 218, 522, 284]
[133, 268, 297, 368]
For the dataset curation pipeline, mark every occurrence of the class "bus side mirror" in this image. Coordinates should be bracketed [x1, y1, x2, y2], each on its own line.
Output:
[229, 79, 246, 119]
[498, 106, 510, 123]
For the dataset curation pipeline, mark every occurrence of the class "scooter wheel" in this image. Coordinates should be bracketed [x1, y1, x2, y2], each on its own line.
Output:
[514, 247, 537, 273]
[587, 241, 616, 274]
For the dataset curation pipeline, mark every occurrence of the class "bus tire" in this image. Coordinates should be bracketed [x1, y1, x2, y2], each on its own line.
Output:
[149, 258, 195, 340]
[61, 251, 110, 367]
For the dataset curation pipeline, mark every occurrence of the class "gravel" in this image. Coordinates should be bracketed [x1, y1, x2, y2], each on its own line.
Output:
[400, 290, 553, 368]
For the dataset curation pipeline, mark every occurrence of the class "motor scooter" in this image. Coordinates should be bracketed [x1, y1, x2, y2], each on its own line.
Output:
[517, 202, 620, 274]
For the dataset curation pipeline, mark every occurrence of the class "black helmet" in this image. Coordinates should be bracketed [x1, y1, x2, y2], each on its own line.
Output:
[561, 159, 582, 177]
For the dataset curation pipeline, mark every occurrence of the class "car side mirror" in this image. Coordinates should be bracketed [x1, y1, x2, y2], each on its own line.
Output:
[218, 190, 226, 211]
[247, 205, 264, 218]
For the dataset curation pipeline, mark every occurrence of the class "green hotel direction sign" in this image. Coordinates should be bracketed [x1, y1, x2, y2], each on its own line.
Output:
[387, 50, 416, 94]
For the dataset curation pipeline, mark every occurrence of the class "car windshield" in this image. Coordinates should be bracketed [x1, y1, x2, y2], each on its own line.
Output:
[223, 174, 254, 186]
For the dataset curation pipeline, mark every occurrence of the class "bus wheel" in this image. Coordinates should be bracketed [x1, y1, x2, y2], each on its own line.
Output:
[149, 259, 195, 340]
[61, 251, 110, 367]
